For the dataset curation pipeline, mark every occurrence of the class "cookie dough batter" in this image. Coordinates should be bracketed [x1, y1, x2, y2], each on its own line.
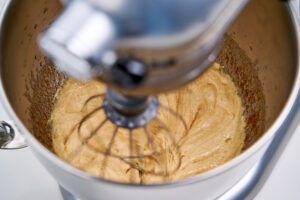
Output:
[50, 63, 245, 184]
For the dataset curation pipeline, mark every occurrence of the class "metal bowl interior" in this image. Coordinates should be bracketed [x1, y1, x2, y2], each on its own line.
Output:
[0, 0, 298, 184]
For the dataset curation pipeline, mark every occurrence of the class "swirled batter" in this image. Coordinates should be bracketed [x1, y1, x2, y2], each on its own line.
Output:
[50, 63, 245, 184]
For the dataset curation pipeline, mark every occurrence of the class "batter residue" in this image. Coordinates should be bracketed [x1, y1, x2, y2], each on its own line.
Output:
[50, 63, 245, 184]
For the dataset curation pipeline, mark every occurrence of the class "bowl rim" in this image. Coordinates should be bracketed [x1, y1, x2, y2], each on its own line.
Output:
[0, 0, 299, 188]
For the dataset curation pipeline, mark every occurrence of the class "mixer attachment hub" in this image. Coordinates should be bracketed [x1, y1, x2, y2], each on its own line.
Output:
[104, 90, 158, 129]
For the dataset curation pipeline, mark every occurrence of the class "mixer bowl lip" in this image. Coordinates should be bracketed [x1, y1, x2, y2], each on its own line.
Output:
[0, 0, 299, 188]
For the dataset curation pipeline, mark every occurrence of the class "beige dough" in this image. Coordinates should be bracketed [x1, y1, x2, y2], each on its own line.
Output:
[50, 63, 245, 184]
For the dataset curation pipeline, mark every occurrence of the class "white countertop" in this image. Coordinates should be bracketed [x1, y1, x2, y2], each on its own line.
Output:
[1, 103, 300, 200]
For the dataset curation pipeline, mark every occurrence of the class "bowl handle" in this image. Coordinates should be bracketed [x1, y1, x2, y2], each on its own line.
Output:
[0, 121, 27, 149]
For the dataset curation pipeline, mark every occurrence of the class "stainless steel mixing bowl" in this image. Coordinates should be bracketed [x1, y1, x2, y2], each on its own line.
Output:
[0, 0, 299, 199]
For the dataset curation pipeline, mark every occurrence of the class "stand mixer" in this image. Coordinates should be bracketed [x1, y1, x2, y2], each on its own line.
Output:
[40, 0, 249, 178]
[1, 0, 300, 198]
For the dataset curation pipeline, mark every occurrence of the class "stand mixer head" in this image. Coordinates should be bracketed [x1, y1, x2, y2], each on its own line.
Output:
[39, 0, 249, 180]
[40, 0, 248, 93]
